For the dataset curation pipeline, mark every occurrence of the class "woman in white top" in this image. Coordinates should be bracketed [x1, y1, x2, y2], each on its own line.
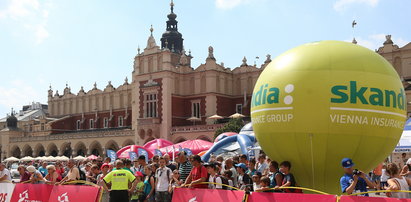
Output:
[386, 163, 411, 198]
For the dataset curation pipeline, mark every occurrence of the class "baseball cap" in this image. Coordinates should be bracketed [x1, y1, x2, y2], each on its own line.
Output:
[101, 163, 109, 170]
[135, 171, 144, 177]
[341, 158, 355, 168]
[235, 163, 248, 171]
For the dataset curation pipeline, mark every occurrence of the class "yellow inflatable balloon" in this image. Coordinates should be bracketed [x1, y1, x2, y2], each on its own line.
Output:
[251, 41, 406, 194]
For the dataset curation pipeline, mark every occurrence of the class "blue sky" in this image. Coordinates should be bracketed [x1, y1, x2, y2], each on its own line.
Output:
[0, 0, 410, 117]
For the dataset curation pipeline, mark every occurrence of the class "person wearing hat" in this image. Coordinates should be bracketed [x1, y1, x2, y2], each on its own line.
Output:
[27, 165, 45, 184]
[97, 163, 110, 202]
[235, 163, 252, 190]
[44, 165, 59, 184]
[182, 155, 207, 189]
[130, 171, 145, 202]
[340, 158, 375, 196]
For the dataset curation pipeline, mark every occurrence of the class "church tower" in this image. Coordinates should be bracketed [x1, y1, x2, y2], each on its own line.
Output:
[160, 0, 184, 53]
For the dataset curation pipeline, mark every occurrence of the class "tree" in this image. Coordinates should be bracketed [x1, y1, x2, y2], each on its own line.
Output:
[214, 118, 245, 140]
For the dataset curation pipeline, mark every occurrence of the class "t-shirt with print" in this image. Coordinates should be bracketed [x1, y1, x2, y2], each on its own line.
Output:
[189, 165, 208, 188]
[104, 169, 136, 190]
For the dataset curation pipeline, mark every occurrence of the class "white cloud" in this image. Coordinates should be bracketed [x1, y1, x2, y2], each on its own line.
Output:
[334, 0, 379, 12]
[215, 0, 251, 9]
[0, 0, 51, 44]
[348, 34, 409, 50]
[0, 79, 42, 113]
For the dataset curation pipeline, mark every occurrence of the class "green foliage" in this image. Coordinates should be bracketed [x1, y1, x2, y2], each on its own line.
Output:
[214, 118, 245, 140]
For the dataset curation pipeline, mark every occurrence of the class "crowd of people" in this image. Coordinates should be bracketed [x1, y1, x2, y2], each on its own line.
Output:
[0, 152, 301, 202]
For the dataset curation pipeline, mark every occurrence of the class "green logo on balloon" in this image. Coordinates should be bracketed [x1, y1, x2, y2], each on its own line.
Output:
[251, 41, 406, 194]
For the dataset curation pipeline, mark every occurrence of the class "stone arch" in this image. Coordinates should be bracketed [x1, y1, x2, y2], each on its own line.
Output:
[174, 137, 187, 144]
[22, 144, 33, 157]
[105, 140, 119, 151]
[34, 143, 46, 157]
[47, 143, 58, 157]
[197, 135, 212, 142]
[139, 129, 145, 139]
[74, 142, 87, 156]
[88, 141, 103, 156]
[144, 137, 155, 144]
[60, 142, 73, 157]
[10, 145, 21, 158]
[122, 139, 135, 147]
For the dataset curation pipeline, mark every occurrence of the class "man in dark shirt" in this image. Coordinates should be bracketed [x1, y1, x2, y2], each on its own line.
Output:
[164, 154, 177, 171]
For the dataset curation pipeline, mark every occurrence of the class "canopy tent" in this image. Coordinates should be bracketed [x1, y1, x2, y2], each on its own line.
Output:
[160, 139, 213, 156]
[395, 118, 411, 153]
[20, 156, 34, 161]
[214, 132, 238, 142]
[229, 113, 245, 119]
[4, 157, 19, 162]
[87, 155, 98, 160]
[73, 155, 86, 161]
[143, 139, 173, 153]
[208, 114, 223, 120]
[116, 145, 154, 159]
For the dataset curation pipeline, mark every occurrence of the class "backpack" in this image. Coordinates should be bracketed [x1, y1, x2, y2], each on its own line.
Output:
[213, 175, 229, 190]
[78, 167, 87, 181]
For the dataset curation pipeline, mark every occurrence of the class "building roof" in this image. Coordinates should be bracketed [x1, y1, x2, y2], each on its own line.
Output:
[0, 108, 47, 123]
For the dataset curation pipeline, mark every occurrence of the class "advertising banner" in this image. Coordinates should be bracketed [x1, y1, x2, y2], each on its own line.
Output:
[172, 188, 244, 202]
[137, 148, 149, 163]
[10, 184, 53, 202]
[48, 184, 101, 202]
[0, 183, 15, 202]
[248, 192, 336, 202]
[106, 149, 117, 163]
[129, 151, 138, 161]
[340, 195, 411, 202]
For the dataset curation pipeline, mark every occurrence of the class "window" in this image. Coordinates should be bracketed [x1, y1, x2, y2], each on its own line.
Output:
[89, 119, 94, 129]
[192, 102, 200, 118]
[118, 116, 124, 127]
[41, 123, 45, 131]
[76, 120, 81, 130]
[145, 93, 158, 118]
[103, 117, 109, 128]
[236, 104, 243, 114]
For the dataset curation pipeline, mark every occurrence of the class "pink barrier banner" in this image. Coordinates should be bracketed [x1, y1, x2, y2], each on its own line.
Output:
[248, 192, 337, 202]
[340, 195, 411, 202]
[172, 188, 245, 202]
[10, 184, 54, 202]
[0, 183, 15, 202]
[48, 184, 101, 202]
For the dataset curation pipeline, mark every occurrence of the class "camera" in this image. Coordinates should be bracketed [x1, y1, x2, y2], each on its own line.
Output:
[353, 169, 362, 175]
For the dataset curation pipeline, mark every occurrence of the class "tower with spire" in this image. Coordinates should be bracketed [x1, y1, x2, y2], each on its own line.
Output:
[160, 0, 184, 53]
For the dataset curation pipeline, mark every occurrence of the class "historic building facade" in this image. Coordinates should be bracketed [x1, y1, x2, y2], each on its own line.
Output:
[1, 3, 410, 160]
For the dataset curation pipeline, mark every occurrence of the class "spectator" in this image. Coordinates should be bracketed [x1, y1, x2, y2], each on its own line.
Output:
[386, 163, 411, 198]
[236, 163, 252, 190]
[255, 176, 271, 192]
[131, 159, 139, 174]
[138, 156, 147, 175]
[269, 161, 283, 191]
[169, 169, 182, 193]
[164, 154, 177, 171]
[153, 155, 160, 164]
[55, 162, 65, 180]
[130, 171, 145, 202]
[60, 159, 80, 184]
[89, 164, 100, 184]
[182, 155, 208, 189]
[339, 158, 375, 196]
[38, 162, 48, 177]
[246, 158, 257, 177]
[252, 172, 262, 191]
[400, 158, 411, 177]
[155, 157, 172, 202]
[381, 164, 389, 191]
[45, 165, 59, 184]
[143, 165, 156, 202]
[97, 163, 110, 202]
[103, 160, 137, 202]
[18, 165, 31, 182]
[279, 161, 302, 193]
[27, 165, 45, 184]
[205, 162, 223, 189]
[123, 159, 133, 174]
[178, 151, 192, 183]
[239, 154, 248, 164]
[373, 163, 383, 193]
[225, 158, 238, 187]
[256, 154, 268, 175]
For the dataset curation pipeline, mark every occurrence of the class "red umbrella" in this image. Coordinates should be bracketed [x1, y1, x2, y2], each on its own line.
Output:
[87, 155, 98, 160]
[116, 145, 154, 159]
[143, 139, 173, 153]
[160, 139, 213, 156]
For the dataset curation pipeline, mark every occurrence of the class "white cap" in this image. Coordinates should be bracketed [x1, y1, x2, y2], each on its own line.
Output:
[27, 165, 36, 173]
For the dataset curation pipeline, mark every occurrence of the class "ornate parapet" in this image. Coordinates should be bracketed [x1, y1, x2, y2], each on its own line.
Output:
[171, 124, 224, 134]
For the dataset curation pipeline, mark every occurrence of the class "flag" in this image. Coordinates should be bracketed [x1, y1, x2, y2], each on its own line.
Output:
[154, 149, 163, 157]
[106, 149, 117, 163]
[352, 20, 357, 28]
[137, 148, 148, 163]
[129, 151, 138, 161]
